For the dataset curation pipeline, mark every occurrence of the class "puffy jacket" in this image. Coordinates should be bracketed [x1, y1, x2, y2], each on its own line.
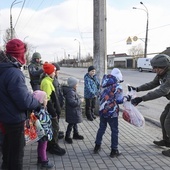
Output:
[99, 74, 124, 118]
[40, 76, 59, 118]
[62, 85, 83, 124]
[84, 73, 100, 98]
[0, 60, 40, 124]
[138, 69, 170, 101]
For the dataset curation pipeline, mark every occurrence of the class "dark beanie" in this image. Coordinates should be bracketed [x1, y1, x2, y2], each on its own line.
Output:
[52, 63, 60, 70]
[88, 65, 95, 72]
[6, 39, 26, 65]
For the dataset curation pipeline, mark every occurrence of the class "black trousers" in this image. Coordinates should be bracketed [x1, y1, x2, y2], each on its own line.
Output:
[2, 121, 25, 170]
[85, 97, 96, 115]
[66, 123, 78, 137]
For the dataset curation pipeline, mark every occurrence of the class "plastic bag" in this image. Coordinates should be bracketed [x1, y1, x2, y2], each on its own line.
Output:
[24, 113, 45, 145]
[122, 86, 145, 127]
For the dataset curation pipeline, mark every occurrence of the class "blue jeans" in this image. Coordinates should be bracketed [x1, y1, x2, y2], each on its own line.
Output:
[95, 116, 118, 150]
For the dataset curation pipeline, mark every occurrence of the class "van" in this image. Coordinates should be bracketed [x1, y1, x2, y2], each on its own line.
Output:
[137, 58, 153, 72]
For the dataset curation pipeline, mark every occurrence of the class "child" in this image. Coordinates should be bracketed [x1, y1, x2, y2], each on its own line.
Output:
[33, 90, 54, 169]
[94, 68, 130, 158]
[84, 66, 100, 121]
[40, 62, 66, 156]
[62, 77, 84, 144]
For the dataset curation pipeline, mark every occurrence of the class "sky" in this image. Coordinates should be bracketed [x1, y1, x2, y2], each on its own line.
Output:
[0, 0, 170, 62]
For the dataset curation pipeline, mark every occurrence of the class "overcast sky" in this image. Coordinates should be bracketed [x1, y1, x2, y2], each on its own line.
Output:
[1, 0, 170, 62]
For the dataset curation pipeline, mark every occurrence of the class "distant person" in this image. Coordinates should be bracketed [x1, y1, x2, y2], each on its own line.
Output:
[28, 52, 44, 91]
[0, 39, 41, 170]
[33, 90, 54, 169]
[52, 63, 64, 139]
[63, 77, 84, 144]
[40, 62, 66, 156]
[130, 54, 170, 157]
[84, 66, 100, 121]
[94, 68, 130, 158]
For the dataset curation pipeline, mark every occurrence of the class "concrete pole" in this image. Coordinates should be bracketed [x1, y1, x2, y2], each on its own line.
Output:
[93, 0, 107, 83]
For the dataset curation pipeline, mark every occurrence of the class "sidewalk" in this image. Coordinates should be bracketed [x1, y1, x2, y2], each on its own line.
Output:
[2, 70, 168, 170]
[4, 117, 169, 170]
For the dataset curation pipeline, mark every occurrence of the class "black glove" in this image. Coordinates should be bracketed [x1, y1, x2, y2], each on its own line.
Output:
[128, 86, 138, 92]
[131, 97, 142, 106]
[124, 95, 131, 101]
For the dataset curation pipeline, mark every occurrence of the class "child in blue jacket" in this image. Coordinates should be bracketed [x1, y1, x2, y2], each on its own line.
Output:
[94, 68, 130, 158]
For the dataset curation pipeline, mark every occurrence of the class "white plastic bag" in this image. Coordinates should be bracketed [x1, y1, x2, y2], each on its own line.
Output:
[122, 86, 145, 127]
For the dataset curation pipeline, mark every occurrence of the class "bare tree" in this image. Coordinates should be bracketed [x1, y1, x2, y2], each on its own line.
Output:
[128, 44, 144, 59]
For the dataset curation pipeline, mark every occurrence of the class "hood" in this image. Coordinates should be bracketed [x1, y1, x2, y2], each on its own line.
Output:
[0, 62, 16, 76]
[62, 85, 72, 96]
[101, 74, 117, 88]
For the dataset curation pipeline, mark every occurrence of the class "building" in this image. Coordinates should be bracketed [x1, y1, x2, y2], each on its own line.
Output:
[107, 52, 135, 68]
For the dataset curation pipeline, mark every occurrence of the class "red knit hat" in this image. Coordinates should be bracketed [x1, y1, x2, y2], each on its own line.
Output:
[43, 63, 56, 75]
[6, 39, 26, 65]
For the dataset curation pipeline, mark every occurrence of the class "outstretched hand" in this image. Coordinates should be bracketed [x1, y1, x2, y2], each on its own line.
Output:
[131, 97, 142, 106]
[124, 95, 132, 102]
[128, 86, 137, 92]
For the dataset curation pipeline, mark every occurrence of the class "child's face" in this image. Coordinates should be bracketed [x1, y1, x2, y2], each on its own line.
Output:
[43, 95, 48, 107]
[89, 70, 95, 77]
[55, 70, 60, 77]
[73, 83, 78, 89]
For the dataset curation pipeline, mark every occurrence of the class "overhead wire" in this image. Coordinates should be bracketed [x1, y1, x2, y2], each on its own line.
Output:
[14, 0, 26, 29]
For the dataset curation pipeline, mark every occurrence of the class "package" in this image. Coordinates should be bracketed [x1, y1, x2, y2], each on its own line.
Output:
[24, 112, 45, 145]
[122, 86, 145, 127]
[123, 101, 145, 127]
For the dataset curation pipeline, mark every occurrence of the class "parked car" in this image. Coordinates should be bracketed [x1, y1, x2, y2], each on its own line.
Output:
[137, 58, 153, 72]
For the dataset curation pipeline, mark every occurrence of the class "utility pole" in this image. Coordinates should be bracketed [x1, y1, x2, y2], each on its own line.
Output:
[93, 0, 107, 82]
[10, 0, 22, 40]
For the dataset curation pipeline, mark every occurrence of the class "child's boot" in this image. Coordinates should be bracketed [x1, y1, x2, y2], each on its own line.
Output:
[73, 133, 84, 140]
[86, 111, 93, 121]
[65, 135, 73, 144]
[110, 149, 121, 158]
[41, 160, 55, 169]
[94, 144, 101, 154]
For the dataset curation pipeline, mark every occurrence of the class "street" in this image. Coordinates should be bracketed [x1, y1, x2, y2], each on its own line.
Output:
[59, 67, 167, 124]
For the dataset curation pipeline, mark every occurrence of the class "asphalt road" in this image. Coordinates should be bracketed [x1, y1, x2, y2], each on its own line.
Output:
[59, 67, 167, 125]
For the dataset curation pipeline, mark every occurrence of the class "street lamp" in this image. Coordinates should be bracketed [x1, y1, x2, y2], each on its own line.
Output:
[133, 2, 149, 58]
[74, 39, 81, 61]
[10, 0, 22, 40]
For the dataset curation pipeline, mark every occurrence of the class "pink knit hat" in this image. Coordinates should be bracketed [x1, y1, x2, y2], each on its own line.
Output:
[33, 90, 47, 104]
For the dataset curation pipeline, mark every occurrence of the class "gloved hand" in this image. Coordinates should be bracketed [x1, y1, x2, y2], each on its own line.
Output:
[131, 97, 142, 106]
[124, 95, 132, 102]
[128, 86, 138, 92]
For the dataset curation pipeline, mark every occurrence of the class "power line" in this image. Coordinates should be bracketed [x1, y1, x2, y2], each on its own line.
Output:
[14, 0, 26, 29]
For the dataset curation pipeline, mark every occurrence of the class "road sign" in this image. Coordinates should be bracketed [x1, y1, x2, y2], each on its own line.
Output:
[126, 37, 132, 45]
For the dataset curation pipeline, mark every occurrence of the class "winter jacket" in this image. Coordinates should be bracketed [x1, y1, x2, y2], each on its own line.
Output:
[40, 76, 60, 118]
[34, 107, 53, 141]
[84, 73, 100, 98]
[53, 76, 64, 109]
[62, 86, 83, 124]
[138, 69, 170, 101]
[28, 59, 43, 85]
[0, 56, 40, 124]
[99, 74, 124, 118]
